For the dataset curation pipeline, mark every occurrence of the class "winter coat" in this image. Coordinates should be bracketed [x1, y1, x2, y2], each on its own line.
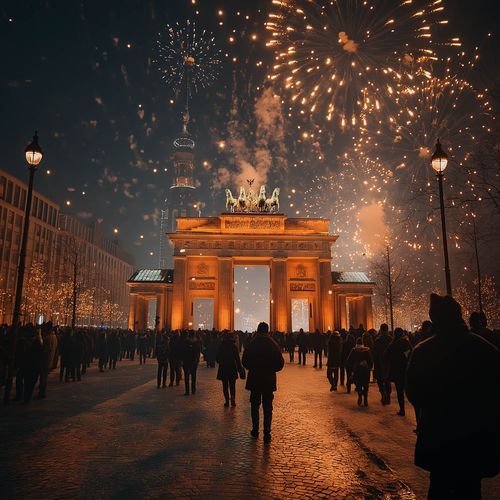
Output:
[341, 334, 355, 365]
[346, 346, 373, 386]
[97, 333, 108, 358]
[327, 334, 343, 368]
[285, 333, 296, 350]
[297, 332, 309, 352]
[108, 333, 121, 356]
[385, 336, 412, 383]
[41, 331, 58, 374]
[180, 337, 201, 367]
[406, 327, 500, 477]
[216, 338, 243, 381]
[242, 334, 284, 393]
[372, 333, 392, 380]
[312, 332, 325, 351]
[156, 338, 170, 365]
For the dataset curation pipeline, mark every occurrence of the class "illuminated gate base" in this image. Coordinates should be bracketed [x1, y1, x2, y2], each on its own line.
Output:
[127, 214, 374, 333]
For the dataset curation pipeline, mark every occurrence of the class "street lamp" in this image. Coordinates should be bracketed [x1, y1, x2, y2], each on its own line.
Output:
[431, 139, 452, 296]
[4, 132, 43, 403]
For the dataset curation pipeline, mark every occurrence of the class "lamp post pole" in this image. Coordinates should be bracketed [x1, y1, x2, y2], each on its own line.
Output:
[431, 139, 452, 296]
[436, 171, 452, 296]
[472, 216, 483, 313]
[3, 132, 43, 404]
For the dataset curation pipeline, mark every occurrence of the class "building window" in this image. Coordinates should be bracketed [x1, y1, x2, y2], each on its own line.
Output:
[0, 176, 5, 199]
[5, 181, 13, 204]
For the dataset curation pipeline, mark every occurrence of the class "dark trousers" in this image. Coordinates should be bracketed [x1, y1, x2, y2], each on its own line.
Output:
[169, 359, 181, 385]
[298, 350, 307, 365]
[222, 378, 236, 402]
[38, 369, 49, 397]
[377, 379, 392, 398]
[340, 363, 347, 385]
[395, 380, 405, 412]
[327, 367, 339, 389]
[139, 352, 147, 365]
[157, 363, 167, 387]
[250, 391, 274, 433]
[183, 364, 197, 394]
[108, 354, 117, 369]
[98, 356, 107, 371]
[288, 347, 294, 362]
[314, 349, 323, 368]
[428, 472, 481, 500]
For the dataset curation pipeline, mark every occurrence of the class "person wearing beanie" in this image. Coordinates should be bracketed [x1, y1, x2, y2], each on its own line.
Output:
[242, 322, 284, 443]
[406, 294, 500, 499]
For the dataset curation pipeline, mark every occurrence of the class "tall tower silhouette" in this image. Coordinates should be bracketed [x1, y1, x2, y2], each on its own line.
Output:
[159, 111, 198, 269]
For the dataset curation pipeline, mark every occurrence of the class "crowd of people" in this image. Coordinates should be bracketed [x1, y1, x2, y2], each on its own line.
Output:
[1, 294, 499, 497]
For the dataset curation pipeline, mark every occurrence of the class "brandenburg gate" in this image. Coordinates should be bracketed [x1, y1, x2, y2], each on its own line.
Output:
[127, 212, 374, 332]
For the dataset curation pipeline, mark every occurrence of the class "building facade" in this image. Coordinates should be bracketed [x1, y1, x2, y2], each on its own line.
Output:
[0, 169, 133, 325]
[128, 213, 374, 333]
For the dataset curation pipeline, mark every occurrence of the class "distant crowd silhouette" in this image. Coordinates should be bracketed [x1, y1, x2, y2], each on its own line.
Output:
[1, 293, 499, 498]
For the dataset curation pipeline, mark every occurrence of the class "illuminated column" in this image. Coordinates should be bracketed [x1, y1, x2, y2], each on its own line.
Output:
[156, 292, 165, 331]
[171, 256, 187, 330]
[271, 258, 288, 332]
[319, 259, 334, 332]
[217, 257, 233, 331]
[137, 297, 148, 331]
[128, 295, 136, 330]
[339, 295, 348, 330]
[364, 295, 374, 330]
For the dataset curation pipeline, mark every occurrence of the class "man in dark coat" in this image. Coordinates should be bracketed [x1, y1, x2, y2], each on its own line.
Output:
[216, 332, 244, 407]
[168, 332, 182, 386]
[297, 328, 308, 365]
[372, 323, 392, 405]
[385, 327, 412, 416]
[285, 332, 296, 362]
[340, 329, 355, 392]
[242, 322, 284, 443]
[326, 331, 343, 391]
[470, 311, 500, 349]
[107, 331, 121, 370]
[407, 294, 500, 499]
[156, 333, 170, 388]
[313, 329, 325, 368]
[180, 331, 201, 395]
[37, 322, 58, 399]
[97, 331, 108, 372]
[346, 337, 373, 407]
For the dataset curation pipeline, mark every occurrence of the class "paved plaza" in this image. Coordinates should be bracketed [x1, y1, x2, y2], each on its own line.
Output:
[1, 359, 499, 499]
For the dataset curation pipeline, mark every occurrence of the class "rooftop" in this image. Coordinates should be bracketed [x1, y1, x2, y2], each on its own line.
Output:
[332, 271, 374, 285]
[128, 269, 174, 284]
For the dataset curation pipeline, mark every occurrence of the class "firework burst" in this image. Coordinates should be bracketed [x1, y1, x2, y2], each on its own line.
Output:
[156, 20, 222, 96]
[266, 0, 460, 129]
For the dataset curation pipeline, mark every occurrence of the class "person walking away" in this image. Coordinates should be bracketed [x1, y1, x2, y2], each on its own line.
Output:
[37, 322, 58, 399]
[313, 329, 324, 368]
[97, 331, 108, 372]
[138, 333, 148, 365]
[327, 331, 343, 391]
[285, 332, 296, 362]
[108, 331, 120, 370]
[340, 329, 355, 392]
[372, 324, 392, 405]
[59, 330, 72, 382]
[346, 337, 373, 407]
[216, 332, 244, 407]
[385, 327, 412, 416]
[406, 294, 500, 500]
[297, 328, 308, 366]
[181, 331, 201, 395]
[156, 333, 170, 388]
[168, 332, 182, 386]
[242, 322, 284, 443]
[469, 311, 500, 349]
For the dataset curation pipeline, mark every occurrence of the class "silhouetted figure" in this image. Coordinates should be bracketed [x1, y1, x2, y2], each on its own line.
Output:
[138, 333, 148, 365]
[242, 322, 284, 443]
[156, 333, 170, 388]
[37, 323, 57, 399]
[340, 329, 355, 392]
[346, 337, 373, 407]
[168, 332, 182, 386]
[216, 332, 244, 407]
[59, 330, 73, 381]
[181, 331, 201, 395]
[297, 328, 308, 365]
[470, 311, 500, 350]
[385, 327, 412, 416]
[107, 331, 120, 370]
[313, 329, 324, 368]
[326, 331, 343, 391]
[97, 331, 108, 372]
[19, 326, 43, 403]
[285, 332, 296, 362]
[407, 294, 500, 500]
[373, 323, 392, 405]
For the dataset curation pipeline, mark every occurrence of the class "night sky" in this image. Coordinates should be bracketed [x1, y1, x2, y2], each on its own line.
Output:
[1, 0, 499, 286]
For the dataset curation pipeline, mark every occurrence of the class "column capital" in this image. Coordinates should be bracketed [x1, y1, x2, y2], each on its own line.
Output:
[272, 257, 288, 262]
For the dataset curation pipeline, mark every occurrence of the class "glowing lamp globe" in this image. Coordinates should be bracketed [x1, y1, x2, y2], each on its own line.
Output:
[25, 131, 43, 166]
[184, 55, 195, 67]
[431, 139, 448, 174]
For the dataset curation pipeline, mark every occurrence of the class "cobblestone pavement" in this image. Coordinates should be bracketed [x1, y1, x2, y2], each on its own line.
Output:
[1, 358, 499, 499]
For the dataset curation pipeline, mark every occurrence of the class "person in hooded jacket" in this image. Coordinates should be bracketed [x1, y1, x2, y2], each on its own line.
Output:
[216, 332, 244, 407]
[326, 331, 343, 391]
[406, 294, 500, 500]
[242, 322, 284, 443]
[372, 324, 392, 405]
[385, 327, 412, 416]
[469, 311, 500, 350]
[346, 337, 373, 407]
